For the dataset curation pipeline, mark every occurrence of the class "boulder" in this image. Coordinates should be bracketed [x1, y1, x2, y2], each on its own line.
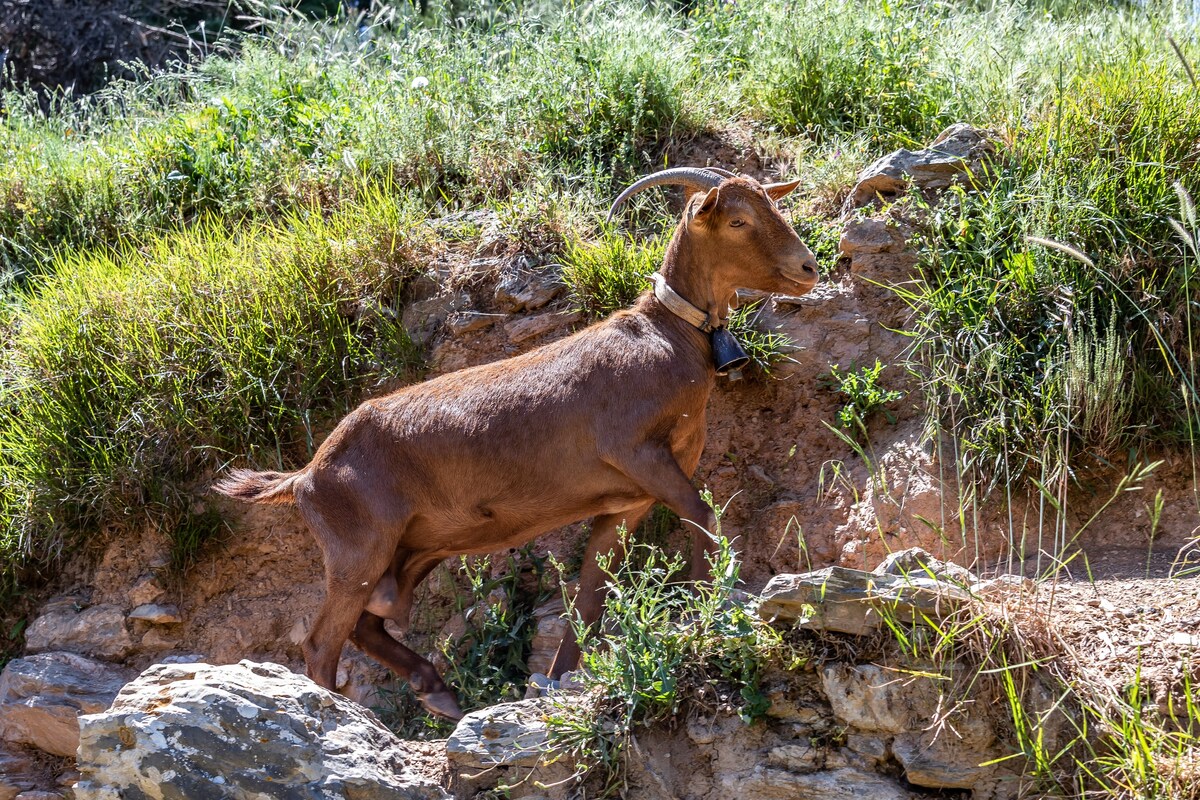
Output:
[844, 123, 996, 211]
[0, 653, 132, 758]
[446, 698, 558, 769]
[24, 603, 134, 662]
[74, 660, 448, 800]
[820, 663, 938, 734]
[756, 566, 970, 636]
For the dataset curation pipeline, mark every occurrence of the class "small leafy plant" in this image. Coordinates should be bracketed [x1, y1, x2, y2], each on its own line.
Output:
[825, 359, 904, 432]
[548, 493, 808, 796]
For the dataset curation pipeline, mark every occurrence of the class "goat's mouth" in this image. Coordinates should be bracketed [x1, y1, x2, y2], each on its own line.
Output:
[779, 270, 819, 294]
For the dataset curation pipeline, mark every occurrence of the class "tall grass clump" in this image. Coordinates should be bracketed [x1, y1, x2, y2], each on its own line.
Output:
[698, 0, 968, 144]
[0, 193, 428, 598]
[907, 49, 1200, 489]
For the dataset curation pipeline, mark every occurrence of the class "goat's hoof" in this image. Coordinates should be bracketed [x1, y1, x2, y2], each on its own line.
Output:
[420, 690, 464, 721]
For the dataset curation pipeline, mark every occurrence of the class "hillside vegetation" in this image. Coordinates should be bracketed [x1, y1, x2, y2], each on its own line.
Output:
[2, 0, 1198, 683]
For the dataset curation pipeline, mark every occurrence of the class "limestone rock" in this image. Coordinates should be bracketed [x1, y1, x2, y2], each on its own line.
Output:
[126, 605, 181, 625]
[820, 663, 938, 734]
[24, 604, 134, 662]
[893, 728, 996, 790]
[494, 264, 564, 313]
[757, 566, 970, 636]
[446, 698, 558, 769]
[874, 547, 978, 587]
[526, 595, 570, 677]
[447, 310, 502, 336]
[717, 766, 913, 800]
[402, 290, 471, 345]
[74, 660, 448, 800]
[504, 311, 582, 344]
[845, 123, 996, 211]
[0, 653, 132, 758]
[839, 218, 909, 256]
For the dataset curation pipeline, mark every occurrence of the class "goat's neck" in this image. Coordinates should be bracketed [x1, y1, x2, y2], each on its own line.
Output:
[660, 233, 736, 330]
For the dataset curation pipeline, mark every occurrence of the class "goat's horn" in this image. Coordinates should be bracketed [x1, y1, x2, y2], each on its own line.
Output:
[704, 167, 739, 179]
[606, 168, 724, 222]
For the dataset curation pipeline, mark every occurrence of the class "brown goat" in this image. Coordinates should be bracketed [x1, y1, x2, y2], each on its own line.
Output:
[213, 168, 819, 720]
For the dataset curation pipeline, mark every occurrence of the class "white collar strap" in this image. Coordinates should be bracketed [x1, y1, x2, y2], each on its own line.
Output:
[650, 272, 725, 333]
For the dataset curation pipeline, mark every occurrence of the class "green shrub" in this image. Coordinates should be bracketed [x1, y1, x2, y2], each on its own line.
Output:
[549, 497, 808, 795]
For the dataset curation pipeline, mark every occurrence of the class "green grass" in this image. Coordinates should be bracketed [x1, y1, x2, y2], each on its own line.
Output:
[0, 192, 427, 597]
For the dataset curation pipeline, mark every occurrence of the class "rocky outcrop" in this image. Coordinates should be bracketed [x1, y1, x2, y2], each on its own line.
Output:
[0, 652, 132, 758]
[844, 122, 997, 212]
[74, 660, 449, 800]
[755, 565, 971, 635]
[23, 602, 134, 662]
[445, 552, 1032, 800]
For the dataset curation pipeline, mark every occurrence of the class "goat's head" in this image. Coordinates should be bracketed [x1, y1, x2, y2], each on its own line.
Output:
[608, 168, 820, 299]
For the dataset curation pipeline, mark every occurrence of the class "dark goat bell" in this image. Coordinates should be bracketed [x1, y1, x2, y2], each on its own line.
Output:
[710, 327, 749, 381]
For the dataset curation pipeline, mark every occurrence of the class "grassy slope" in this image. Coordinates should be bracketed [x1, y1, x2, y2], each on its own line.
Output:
[2, 0, 1200, 764]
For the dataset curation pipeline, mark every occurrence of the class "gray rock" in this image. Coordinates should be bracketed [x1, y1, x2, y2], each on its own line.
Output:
[494, 263, 564, 313]
[839, 218, 910, 257]
[820, 663, 938, 734]
[504, 311, 583, 344]
[0, 653, 132, 758]
[447, 311, 502, 336]
[766, 742, 822, 772]
[25, 604, 134, 662]
[893, 726, 997, 789]
[446, 698, 559, 769]
[757, 566, 970, 635]
[845, 123, 996, 211]
[74, 660, 448, 800]
[402, 290, 471, 345]
[716, 766, 913, 800]
[874, 547, 979, 587]
[126, 605, 181, 625]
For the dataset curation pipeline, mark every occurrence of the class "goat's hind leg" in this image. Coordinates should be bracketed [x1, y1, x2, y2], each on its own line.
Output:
[351, 551, 463, 720]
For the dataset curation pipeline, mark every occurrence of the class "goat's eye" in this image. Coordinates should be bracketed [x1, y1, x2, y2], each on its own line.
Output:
[729, 219, 746, 228]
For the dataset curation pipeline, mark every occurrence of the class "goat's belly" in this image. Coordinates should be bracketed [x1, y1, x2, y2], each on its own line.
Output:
[415, 491, 649, 554]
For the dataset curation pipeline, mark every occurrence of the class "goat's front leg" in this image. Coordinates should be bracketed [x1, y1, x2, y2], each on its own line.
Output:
[609, 443, 717, 581]
[548, 502, 653, 679]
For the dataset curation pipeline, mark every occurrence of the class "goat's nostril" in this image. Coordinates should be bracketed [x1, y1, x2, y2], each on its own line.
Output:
[803, 261, 819, 277]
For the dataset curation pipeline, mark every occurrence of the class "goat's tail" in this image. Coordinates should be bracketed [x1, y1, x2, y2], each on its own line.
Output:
[212, 468, 304, 506]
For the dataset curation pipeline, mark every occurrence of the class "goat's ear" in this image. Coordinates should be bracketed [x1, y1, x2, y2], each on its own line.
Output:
[689, 187, 720, 221]
[763, 178, 802, 202]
